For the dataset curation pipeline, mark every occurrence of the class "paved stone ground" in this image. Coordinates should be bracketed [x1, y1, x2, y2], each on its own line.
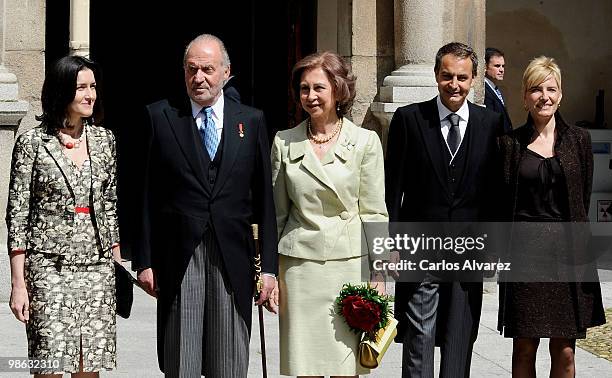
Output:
[576, 307, 612, 362]
[1, 278, 611, 377]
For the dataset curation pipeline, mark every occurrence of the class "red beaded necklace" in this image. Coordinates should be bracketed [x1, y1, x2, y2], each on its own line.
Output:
[58, 128, 84, 149]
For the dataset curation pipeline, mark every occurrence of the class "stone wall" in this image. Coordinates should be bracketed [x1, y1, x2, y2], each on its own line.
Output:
[487, 0, 612, 128]
[0, 0, 45, 301]
[323, 0, 394, 138]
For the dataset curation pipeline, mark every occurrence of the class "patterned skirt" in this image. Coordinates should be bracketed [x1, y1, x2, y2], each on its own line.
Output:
[25, 252, 116, 374]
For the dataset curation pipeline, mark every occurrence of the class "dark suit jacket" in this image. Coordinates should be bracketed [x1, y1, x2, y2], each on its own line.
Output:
[223, 76, 241, 103]
[385, 97, 503, 341]
[132, 95, 278, 355]
[485, 83, 512, 133]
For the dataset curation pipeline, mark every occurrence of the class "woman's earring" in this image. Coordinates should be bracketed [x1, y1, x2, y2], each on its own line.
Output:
[336, 103, 340, 112]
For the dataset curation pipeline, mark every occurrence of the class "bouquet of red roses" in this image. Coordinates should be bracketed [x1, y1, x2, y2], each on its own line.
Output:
[335, 283, 393, 342]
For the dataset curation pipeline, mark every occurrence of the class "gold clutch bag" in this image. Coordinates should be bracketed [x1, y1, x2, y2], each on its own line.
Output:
[358, 317, 398, 369]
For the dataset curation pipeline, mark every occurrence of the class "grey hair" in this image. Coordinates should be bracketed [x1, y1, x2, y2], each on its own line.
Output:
[183, 34, 231, 68]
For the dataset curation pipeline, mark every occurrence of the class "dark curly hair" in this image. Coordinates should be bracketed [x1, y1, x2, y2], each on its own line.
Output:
[291, 51, 356, 118]
[36, 55, 104, 133]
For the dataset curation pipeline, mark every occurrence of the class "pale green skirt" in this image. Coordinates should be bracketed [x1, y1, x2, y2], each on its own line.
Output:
[279, 254, 370, 376]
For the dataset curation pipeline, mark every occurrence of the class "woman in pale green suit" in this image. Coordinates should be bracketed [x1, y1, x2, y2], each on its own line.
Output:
[271, 51, 388, 377]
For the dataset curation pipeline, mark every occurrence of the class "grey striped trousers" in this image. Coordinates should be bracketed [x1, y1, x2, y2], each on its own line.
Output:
[401, 279, 477, 378]
[163, 232, 249, 377]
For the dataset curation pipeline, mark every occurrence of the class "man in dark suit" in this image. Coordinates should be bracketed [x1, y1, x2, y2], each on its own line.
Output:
[133, 34, 278, 377]
[223, 75, 241, 103]
[385, 42, 503, 378]
[484, 47, 512, 133]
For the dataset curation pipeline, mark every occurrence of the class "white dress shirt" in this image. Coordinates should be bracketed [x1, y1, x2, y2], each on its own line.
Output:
[485, 77, 504, 103]
[191, 90, 225, 140]
[436, 95, 469, 162]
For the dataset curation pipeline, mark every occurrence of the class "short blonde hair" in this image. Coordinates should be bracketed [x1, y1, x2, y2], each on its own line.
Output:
[522, 56, 562, 96]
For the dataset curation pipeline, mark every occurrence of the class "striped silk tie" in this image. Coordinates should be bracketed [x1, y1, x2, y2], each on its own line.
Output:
[200, 107, 219, 159]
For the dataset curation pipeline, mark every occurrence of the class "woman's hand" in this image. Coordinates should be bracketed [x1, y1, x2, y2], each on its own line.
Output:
[388, 251, 401, 280]
[10, 283, 29, 323]
[111, 244, 121, 262]
[263, 279, 279, 314]
[9, 251, 28, 322]
[370, 271, 386, 296]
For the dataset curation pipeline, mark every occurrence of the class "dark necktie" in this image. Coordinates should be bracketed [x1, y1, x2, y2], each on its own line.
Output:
[446, 113, 461, 155]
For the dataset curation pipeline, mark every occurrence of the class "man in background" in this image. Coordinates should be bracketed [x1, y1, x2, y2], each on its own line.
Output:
[484, 47, 512, 133]
[223, 75, 241, 103]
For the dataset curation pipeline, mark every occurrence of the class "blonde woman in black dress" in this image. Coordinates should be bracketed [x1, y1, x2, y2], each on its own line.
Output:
[497, 56, 605, 378]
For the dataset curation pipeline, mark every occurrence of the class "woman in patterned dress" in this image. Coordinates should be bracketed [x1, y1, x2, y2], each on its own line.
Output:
[6, 55, 121, 377]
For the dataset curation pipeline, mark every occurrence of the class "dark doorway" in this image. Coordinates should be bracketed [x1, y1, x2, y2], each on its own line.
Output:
[287, 0, 317, 126]
[88, 0, 316, 255]
[90, 0, 316, 137]
[45, 0, 70, 70]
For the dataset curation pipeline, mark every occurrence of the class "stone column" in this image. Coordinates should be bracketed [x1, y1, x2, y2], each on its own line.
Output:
[0, 0, 31, 302]
[370, 0, 445, 149]
[332, 0, 394, 134]
[370, 0, 486, 151]
[454, 0, 486, 104]
[70, 0, 90, 57]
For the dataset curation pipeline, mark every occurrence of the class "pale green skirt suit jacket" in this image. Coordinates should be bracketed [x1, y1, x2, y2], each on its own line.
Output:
[271, 118, 388, 376]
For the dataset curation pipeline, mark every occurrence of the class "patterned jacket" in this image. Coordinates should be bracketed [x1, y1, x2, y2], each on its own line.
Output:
[6, 124, 119, 257]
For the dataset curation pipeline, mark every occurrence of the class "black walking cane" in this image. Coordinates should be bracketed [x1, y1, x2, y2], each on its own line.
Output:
[252, 224, 268, 378]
